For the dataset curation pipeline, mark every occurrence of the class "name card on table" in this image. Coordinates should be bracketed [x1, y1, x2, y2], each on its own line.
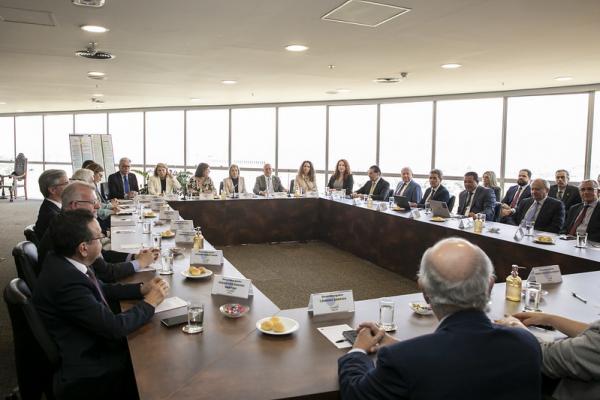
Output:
[459, 218, 473, 229]
[170, 219, 193, 232]
[159, 209, 179, 221]
[513, 227, 524, 241]
[410, 209, 421, 219]
[211, 275, 252, 299]
[191, 249, 224, 266]
[175, 230, 195, 244]
[527, 265, 562, 284]
[307, 290, 355, 316]
[112, 217, 136, 226]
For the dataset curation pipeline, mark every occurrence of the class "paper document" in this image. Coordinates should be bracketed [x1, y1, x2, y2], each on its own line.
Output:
[317, 324, 354, 349]
[529, 326, 567, 343]
[154, 297, 188, 314]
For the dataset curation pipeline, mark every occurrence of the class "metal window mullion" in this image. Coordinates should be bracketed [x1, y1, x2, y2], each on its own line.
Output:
[375, 104, 381, 166]
[228, 108, 232, 169]
[499, 97, 508, 188]
[12, 116, 16, 160]
[42, 115, 45, 170]
[275, 107, 279, 174]
[183, 109, 187, 172]
[325, 105, 330, 183]
[431, 101, 437, 169]
[584, 92, 595, 180]
[143, 111, 146, 173]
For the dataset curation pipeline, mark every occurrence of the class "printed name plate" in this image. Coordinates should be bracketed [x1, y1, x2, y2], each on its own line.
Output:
[308, 290, 355, 316]
[410, 209, 421, 219]
[112, 217, 136, 227]
[175, 230, 195, 243]
[159, 209, 179, 221]
[211, 275, 252, 299]
[170, 219, 193, 232]
[190, 249, 224, 266]
[527, 265, 562, 284]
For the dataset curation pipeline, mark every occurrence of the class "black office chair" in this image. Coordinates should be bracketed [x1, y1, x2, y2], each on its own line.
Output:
[289, 179, 295, 194]
[24, 224, 39, 246]
[387, 189, 394, 201]
[4, 278, 59, 400]
[447, 195, 456, 212]
[493, 202, 502, 222]
[219, 181, 224, 195]
[12, 241, 39, 290]
[100, 182, 110, 201]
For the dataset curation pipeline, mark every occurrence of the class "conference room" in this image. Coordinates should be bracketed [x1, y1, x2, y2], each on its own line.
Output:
[1, 1, 600, 399]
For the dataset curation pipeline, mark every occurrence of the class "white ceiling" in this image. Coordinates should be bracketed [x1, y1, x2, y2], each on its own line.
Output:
[1, 0, 600, 113]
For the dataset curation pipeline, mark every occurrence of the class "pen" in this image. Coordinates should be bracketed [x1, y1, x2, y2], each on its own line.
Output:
[572, 292, 588, 304]
[335, 339, 348, 343]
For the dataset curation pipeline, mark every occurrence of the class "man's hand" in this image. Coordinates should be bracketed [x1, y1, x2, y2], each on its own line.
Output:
[358, 322, 398, 347]
[352, 322, 385, 353]
[500, 207, 512, 217]
[136, 248, 159, 268]
[142, 277, 169, 307]
[511, 312, 555, 327]
[494, 315, 527, 330]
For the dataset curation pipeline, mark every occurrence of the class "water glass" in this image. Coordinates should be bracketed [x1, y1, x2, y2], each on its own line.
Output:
[138, 204, 145, 222]
[152, 233, 162, 250]
[424, 202, 431, 215]
[142, 221, 152, 234]
[576, 232, 588, 248]
[160, 253, 174, 275]
[524, 221, 534, 236]
[524, 281, 542, 311]
[389, 197, 395, 209]
[378, 298, 396, 331]
[182, 303, 204, 334]
[477, 213, 486, 226]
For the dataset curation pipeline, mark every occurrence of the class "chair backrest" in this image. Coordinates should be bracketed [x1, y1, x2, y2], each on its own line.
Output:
[388, 189, 394, 201]
[24, 224, 39, 246]
[100, 182, 110, 201]
[219, 180, 224, 194]
[4, 278, 59, 400]
[493, 201, 502, 222]
[12, 241, 40, 290]
[447, 195, 456, 212]
[290, 179, 295, 193]
[14, 153, 27, 177]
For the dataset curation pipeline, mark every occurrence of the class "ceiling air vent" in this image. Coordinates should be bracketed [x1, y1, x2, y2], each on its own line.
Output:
[322, 0, 410, 28]
[76, 42, 115, 60]
[72, 0, 105, 7]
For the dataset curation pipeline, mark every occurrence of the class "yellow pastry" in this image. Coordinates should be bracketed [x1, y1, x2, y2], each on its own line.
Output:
[272, 321, 285, 333]
[260, 320, 273, 331]
[270, 316, 280, 323]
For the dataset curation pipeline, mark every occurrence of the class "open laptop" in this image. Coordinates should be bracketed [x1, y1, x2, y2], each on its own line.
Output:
[393, 195, 411, 210]
[430, 200, 452, 218]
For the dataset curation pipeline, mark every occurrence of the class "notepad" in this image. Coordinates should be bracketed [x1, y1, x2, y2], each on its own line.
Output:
[154, 296, 188, 314]
[317, 324, 353, 349]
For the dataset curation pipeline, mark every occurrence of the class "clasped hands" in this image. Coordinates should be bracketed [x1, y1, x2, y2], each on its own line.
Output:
[352, 322, 399, 353]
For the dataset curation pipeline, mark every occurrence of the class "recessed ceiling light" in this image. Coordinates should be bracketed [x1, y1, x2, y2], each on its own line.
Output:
[554, 76, 573, 81]
[285, 44, 309, 52]
[441, 63, 462, 69]
[87, 71, 105, 77]
[335, 88, 351, 93]
[0, 102, 6, 105]
[92, 93, 104, 97]
[190, 98, 203, 102]
[16, 110, 25, 113]
[80, 25, 109, 33]
[221, 80, 237, 85]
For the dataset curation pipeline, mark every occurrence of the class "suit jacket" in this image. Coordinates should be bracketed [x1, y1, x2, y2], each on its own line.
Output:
[501, 184, 531, 207]
[338, 310, 542, 400]
[549, 184, 582, 212]
[457, 186, 497, 220]
[561, 203, 600, 241]
[223, 177, 247, 195]
[34, 199, 61, 239]
[356, 178, 391, 201]
[327, 174, 354, 196]
[253, 175, 286, 195]
[32, 253, 153, 383]
[418, 185, 450, 207]
[147, 175, 181, 195]
[107, 172, 139, 200]
[393, 180, 422, 203]
[512, 196, 565, 234]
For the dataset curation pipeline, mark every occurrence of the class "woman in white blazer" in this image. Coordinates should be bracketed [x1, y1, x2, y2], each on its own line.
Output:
[147, 163, 181, 195]
[222, 164, 246, 196]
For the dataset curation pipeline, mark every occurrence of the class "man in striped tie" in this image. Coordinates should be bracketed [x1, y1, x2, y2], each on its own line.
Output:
[504, 179, 565, 233]
[561, 180, 600, 241]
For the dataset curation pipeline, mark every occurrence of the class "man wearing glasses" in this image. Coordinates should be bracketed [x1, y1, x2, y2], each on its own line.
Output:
[34, 169, 69, 239]
[561, 180, 600, 241]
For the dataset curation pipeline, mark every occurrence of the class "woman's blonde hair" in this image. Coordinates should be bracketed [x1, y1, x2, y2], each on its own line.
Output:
[229, 164, 240, 179]
[154, 163, 169, 177]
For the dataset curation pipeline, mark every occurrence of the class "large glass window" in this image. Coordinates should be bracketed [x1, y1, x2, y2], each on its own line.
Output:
[506, 94, 588, 181]
[231, 108, 275, 170]
[15, 116, 43, 161]
[0, 117, 14, 161]
[75, 113, 107, 134]
[44, 114, 73, 162]
[435, 98, 503, 177]
[380, 102, 433, 175]
[590, 92, 600, 180]
[24, 163, 45, 200]
[329, 105, 377, 173]
[278, 106, 326, 171]
[186, 109, 229, 169]
[109, 112, 144, 166]
[145, 111, 184, 167]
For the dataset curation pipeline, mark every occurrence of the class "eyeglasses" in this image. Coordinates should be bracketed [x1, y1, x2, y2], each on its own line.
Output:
[73, 199, 100, 206]
[87, 234, 106, 243]
[52, 181, 69, 187]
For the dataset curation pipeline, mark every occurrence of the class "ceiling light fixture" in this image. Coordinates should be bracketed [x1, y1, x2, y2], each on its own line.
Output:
[221, 80, 237, 85]
[326, 89, 351, 95]
[190, 98, 203, 102]
[16, 109, 25, 113]
[92, 93, 104, 97]
[87, 71, 106, 80]
[554, 76, 573, 81]
[0, 102, 6, 105]
[80, 25, 109, 33]
[285, 44, 309, 52]
[76, 42, 114, 59]
[441, 63, 462, 69]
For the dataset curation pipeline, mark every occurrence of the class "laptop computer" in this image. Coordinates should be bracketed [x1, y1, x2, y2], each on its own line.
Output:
[430, 200, 452, 218]
[393, 195, 411, 210]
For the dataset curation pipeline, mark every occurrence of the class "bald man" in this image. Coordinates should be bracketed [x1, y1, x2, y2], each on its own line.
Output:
[338, 238, 542, 400]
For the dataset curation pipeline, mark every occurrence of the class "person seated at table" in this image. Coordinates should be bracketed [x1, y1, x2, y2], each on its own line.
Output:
[499, 178, 564, 233]
[188, 162, 215, 195]
[81, 159, 95, 169]
[338, 237, 542, 400]
[327, 159, 354, 195]
[498, 169, 532, 222]
[483, 170, 502, 201]
[33, 209, 169, 400]
[34, 169, 69, 239]
[107, 157, 139, 200]
[81, 163, 119, 232]
[561, 179, 600, 241]
[549, 169, 581, 212]
[253, 163, 287, 195]
[294, 160, 318, 194]
[497, 312, 600, 400]
[393, 167, 422, 203]
[352, 165, 390, 201]
[457, 171, 496, 220]
[222, 164, 246, 196]
[147, 163, 181, 195]
[415, 168, 450, 208]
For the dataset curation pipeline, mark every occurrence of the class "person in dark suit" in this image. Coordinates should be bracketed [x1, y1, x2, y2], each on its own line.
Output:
[499, 169, 532, 222]
[107, 157, 139, 200]
[393, 167, 422, 203]
[253, 163, 288, 195]
[34, 169, 69, 239]
[506, 179, 565, 233]
[457, 172, 496, 220]
[549, 169, 581, 212]
[338, 238, 542, 400]
[561, 180, 600, 241]
[416, 168, 450, 208]
[32, 209, 169, 400]
[327, 159, 354, 195]
[353, 165, 390, 201]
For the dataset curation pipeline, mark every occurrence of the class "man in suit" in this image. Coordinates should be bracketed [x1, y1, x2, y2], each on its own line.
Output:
[353, 165, 390, 201]
[549, 169, 581, 212]
[503, 179, 565, 233]
[338, 238, 542, 400]
[416, 168, 450, 208]
[561, 179, 600, 241]
[107, 157, 139, 200]
[457, 171, 496, 220]
[33, 209, 169, 399]
[34, 169, 69, 239]
[394, 167, 422, 203]
[253, 163, 287, 195]
[499, 169, 532, 222]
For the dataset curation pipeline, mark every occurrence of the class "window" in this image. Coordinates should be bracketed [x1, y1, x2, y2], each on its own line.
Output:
[380, 102, 433, 175]
[145, 111, 184, 167]
[506, 94, 588, 181]
[0, 117, 14, 161]
[278, 106, 326, 171]
[75, 113, 107, 134]
[109, 112, 144, 166]
[44, 114, 73, 163]
[435, 98, 503, 177]
[186, 109, 229, 169]
[329, 105, 377, 174]
[231, 108, 275, 170]
[15, 116, 43, 161]
[24, 163, 45, 200]
[590, 92, 600, 180]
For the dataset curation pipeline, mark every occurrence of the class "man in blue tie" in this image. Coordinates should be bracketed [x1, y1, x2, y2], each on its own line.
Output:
[107, 157, 140, 199]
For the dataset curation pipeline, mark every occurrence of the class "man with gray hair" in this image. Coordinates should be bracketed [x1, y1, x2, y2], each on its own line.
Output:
[561, 179, 600, 241]
[338, 237, 542, 400]
[107, 157, 139, 199]
[549, 169, 581, 212]
[34, 169, 69, 238]
[393, 166, 422, 204]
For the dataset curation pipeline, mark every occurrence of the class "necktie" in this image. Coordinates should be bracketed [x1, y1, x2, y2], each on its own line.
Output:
[524, 201, 540, 225]
[266, 177, 273, 193]
[464, 192, 474, 216]
[569, 205, 590, 236]
[123, 175, 130, 194]
[557, 190, 564, 200]
[425, 189, 435, 203]
[396, 183, 406, 196]
[369, 181, 376, 195]
[510, 186, 523, 208]
[86, 267, 109, 307]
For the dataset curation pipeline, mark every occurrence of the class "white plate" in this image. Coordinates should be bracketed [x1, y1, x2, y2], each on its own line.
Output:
[181, 268, 213, 279]
[409, 302, 433, 315]
[256, 316, 299, 335]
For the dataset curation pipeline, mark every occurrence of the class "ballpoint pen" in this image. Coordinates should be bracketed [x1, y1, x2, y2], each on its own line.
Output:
[572, 292, 588, 304]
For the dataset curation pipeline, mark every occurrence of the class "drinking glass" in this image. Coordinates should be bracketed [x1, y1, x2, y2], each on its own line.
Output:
[424, 202, 431, 215]
[160, 252, 174, 275]
[524, 221, 534, 236]
[152, 233, 162, 250]
[142, 221, 152, 234]
[378, 298, 396, 331]
[389, 197, 395, 210]
[138, 204, 145, 222]
[576, 232, 588, 248]
[182, 303, 204, 334]
[524, 281, 542, 311]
